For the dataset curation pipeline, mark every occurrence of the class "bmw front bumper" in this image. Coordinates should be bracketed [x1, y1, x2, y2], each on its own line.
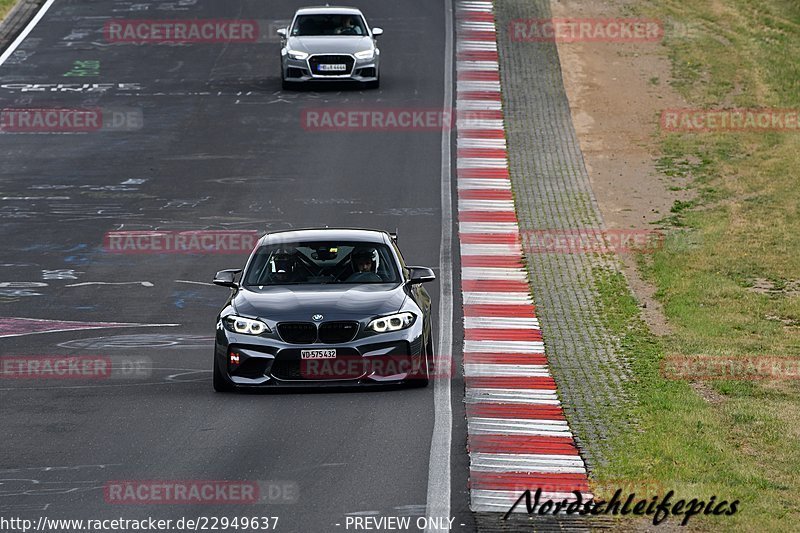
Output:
[214, 318, 425, 388]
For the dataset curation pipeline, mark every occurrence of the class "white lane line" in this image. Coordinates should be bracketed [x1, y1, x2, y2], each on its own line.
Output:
[458, 131, 505, 139]
[464, 363, 549, 377]
[65, 281, 154, 287]
[459, 221, 520, 233]
[457, 178, 511, 189]
[468, 417, 570, 427]
[457, 60, 500, 71]
[460, 246, 522, 258]
[458, 6, 494, 11]
[457, 80, 501, 91]
[465, 388, 561, 404]
[457, 8, 494, 14]
[461, 262, 528, 274]
[458, 21, 496, 31]
[457, 99, 503, 111]
[457, 195, 514, 205]
[425, 0, 453, 529]
[460, 242, 522, 254]
[457, 159, 509, 170]
[464, 316, 539, 329]
[462, 292, 533, 305]
[461, 267, 526, 281]
[456, 137, 507, 149]
[456, 119, 506, 130]
[0, 0, 57, 66]
[457, 1, 494, 9]
[465, 340, 544, 352]
[457, 41, 497, 51]
[458, 199, 515, 211]
[471, 453, 587, 473]
[175, 279, 215, 286]
[464, 316, 539, 328]
[468, 418, 573, 437]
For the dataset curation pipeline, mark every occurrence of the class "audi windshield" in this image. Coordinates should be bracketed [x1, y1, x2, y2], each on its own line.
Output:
[290, 14, 368, 36]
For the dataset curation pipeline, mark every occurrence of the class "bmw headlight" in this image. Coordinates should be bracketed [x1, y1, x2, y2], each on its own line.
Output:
[368, 312, 415, 333]
[284, 49, 309, 60]
[354, 49, 375, 60]
[223, 315, 270, 335]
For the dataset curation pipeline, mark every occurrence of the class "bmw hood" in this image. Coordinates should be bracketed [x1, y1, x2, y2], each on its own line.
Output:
[232, 284, 406, 321]
[286, 36, 374, 55]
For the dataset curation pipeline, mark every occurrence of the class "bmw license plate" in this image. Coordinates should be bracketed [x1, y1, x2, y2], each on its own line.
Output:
[318, 64, 347, 72]
[301, 349, 336, 359]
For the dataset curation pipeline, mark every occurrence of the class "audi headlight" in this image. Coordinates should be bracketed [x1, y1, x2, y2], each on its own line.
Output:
[284, 49, 309, 60]
[223, 315, 270, 335]
[354, 49, 375, 60]
[368, 312, 415, 333]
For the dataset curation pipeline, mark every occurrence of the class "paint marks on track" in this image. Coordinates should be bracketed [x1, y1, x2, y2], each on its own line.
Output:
[0, 317, 178, 339]
[57, 334, 211, 350]
[454, 0, 591, 513]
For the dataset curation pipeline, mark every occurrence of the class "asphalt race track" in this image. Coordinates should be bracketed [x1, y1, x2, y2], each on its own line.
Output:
[0, 1, 468, 531]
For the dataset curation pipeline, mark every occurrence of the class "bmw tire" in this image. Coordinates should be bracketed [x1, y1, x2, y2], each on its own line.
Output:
[213, 358, 235, 392]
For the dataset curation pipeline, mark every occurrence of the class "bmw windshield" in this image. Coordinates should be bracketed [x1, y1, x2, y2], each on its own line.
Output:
[243, 242, 401, 286]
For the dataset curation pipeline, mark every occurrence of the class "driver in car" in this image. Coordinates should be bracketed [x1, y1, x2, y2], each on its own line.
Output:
[269, 251, 306, 283]
[345, 248, 382, 282]
[336, 16, 363, 35]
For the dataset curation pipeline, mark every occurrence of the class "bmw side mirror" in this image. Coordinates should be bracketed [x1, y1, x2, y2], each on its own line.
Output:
[408, 266, 435, 284]
[213, 269, 242, 289]
[372, 27, 383, 37]
[276, 28, 287, 38]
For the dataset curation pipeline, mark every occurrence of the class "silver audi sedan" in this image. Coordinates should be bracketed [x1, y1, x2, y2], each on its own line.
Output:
[278, 6, 382, 89]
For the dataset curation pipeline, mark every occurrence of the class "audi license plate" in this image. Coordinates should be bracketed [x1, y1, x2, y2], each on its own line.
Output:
[318, 64, 347, 72]
[301, 349, 337, 359]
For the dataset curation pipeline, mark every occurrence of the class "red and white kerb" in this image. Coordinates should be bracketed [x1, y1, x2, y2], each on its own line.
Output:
[455, 0, 592, 512]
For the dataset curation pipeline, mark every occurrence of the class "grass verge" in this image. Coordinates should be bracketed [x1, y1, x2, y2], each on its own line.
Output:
[592, 267, 797, 531]
[589, 0, 800, 530]
[0, 0, 18, 22]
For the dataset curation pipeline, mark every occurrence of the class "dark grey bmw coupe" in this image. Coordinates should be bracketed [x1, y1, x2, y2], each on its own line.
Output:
[212, 228, 435, 392]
